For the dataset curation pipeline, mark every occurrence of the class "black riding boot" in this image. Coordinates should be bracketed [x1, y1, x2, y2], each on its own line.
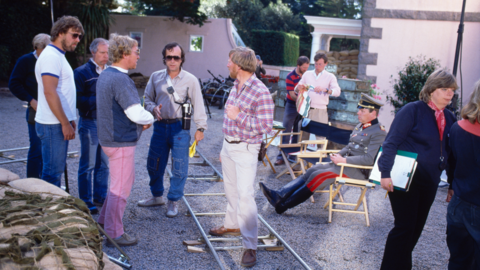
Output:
[259, 176, 305, 208]
[275, 184, 313, 214]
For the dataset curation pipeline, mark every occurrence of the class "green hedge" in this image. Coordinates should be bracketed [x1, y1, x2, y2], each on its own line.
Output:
[251, 30, 299, 66]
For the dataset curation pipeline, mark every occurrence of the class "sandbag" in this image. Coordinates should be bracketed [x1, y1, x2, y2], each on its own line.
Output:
[0, 169, 19, 183]
[0, 186, 103, 270]
[315, 49, 327, 55]
[349, 49, 359, 56]
[351, 59, 358, 65]
[9, 178, 69, 197]
[339, 50, 349, 56]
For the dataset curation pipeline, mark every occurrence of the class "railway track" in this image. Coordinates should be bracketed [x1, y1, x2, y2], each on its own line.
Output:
[170, 149, 312, 270]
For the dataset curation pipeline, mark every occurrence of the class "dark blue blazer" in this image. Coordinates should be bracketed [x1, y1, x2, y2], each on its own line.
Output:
[75, 60, 100, 119]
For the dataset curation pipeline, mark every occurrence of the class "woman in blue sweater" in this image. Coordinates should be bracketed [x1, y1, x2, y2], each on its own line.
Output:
[378, 70, 458, 270]
[446, 80, 480, 269]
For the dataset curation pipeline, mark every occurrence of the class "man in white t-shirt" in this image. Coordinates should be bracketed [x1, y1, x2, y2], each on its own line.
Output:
[35, 16, 84, 187]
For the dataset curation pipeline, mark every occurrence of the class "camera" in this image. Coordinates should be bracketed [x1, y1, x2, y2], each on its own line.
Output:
[182, 103, 192, 130]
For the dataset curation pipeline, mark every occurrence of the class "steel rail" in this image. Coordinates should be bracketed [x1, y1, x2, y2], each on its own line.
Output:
[0, 147, 30, 153]
[0, 151, 78, 165]
[165, 166, 225, 270]
[258, 214, 312, 270]
[182, 197, 226, 270]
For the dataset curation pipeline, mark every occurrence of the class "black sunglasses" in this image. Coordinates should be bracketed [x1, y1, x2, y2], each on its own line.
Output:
[69, 32, 83, 40]
[165, 55, 181, 61]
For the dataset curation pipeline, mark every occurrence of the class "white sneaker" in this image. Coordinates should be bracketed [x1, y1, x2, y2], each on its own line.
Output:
[166, 200, 178, 218]
[137, 196, 166, 207]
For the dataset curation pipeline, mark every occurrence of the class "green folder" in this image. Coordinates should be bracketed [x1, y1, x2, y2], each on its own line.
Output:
[369, 147, 418, 192]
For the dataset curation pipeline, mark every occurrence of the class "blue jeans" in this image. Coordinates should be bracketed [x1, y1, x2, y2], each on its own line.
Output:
[77, 117, 109, 209]
[276, 100, 302, 161]
[35, 123, 68, 187]
[447, 195, 480, 270]
[147, 121, 190, 201]
[26, 108, 42, 178]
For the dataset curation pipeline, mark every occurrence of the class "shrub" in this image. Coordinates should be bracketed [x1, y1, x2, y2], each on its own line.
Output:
[251, 30, 299, 66]
[387, 56, 441, 114]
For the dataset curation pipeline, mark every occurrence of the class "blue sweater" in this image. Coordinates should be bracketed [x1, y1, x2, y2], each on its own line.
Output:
[75, 60, 100, 119]
[8, 52, 37, 103]
[378, 101, 456, 188]
[448, 121, 480, 206]
[96, 67, 143, 147]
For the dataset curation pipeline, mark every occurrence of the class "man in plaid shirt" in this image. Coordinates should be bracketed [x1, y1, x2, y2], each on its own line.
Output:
[209, 47, 274, 267]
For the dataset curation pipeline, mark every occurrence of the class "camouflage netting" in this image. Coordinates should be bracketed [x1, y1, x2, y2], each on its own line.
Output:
[0, 179, 111, 270]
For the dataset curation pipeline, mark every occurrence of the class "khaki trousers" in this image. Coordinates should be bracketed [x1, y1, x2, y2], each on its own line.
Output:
[305, 108, 328, 140]
[220, 139, 260, 249]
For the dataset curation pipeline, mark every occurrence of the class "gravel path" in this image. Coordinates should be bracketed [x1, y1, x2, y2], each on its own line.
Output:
[0, 89, 450, 270]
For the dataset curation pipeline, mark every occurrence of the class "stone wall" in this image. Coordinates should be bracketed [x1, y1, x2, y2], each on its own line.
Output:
[328, 78, 370, 129]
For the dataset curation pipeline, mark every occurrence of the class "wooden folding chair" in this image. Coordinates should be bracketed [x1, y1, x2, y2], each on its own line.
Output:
[274, 129, 305, 180]
[324, 163, 375, 226]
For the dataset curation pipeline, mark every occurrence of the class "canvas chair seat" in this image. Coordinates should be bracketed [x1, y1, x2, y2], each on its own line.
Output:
[324, 163, 375, 226]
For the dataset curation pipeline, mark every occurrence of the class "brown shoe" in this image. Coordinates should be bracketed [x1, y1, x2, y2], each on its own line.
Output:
[208, 226, 241, 236]
[274, 159, 285, 166]
[241, 249, 257, 267]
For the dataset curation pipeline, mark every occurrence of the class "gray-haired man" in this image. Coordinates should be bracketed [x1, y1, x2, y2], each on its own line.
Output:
[74, 38, 110, 214]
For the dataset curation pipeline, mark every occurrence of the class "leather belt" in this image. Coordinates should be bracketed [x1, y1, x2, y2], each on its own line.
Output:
[158, 118, 180, 124]
[225, 138, 242, 144]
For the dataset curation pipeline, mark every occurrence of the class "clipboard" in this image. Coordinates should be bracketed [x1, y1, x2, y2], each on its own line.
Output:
[369, 148, 418, 192]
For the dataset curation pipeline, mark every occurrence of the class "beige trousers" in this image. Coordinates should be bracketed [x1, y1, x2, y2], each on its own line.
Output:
[220, 139, 260, 249]
[305, 108, 328, 140]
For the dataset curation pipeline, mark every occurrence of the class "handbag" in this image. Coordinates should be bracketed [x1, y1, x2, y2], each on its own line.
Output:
[258, 141, 267, 161]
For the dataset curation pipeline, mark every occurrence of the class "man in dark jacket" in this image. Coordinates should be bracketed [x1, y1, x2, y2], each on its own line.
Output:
[74, 38, 110, 214]
[8, 33, 50, 178]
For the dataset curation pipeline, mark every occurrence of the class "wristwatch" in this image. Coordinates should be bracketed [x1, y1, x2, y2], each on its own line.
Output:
[197, 128, 205, 132]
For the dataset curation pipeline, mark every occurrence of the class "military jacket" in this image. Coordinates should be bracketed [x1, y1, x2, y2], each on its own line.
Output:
[337, 119, 387, 166]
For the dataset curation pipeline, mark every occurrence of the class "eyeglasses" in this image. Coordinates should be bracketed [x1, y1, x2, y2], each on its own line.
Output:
[135, 49, 140, 55]
[68, 32, 83, 40]
[165, 55, 181, 62]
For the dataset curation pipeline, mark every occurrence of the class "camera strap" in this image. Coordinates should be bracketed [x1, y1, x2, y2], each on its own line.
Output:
[166, 75, 183, 103]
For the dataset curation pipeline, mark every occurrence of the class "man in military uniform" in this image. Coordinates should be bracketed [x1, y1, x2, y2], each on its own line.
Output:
[260, 94, 387, 214]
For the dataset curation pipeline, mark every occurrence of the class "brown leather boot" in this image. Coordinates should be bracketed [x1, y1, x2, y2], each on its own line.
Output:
[208, 226, 241, 236]
[241, 249, 257, 267]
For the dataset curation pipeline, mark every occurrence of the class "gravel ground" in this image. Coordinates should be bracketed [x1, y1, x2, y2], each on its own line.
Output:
[0, 89, 450, 270]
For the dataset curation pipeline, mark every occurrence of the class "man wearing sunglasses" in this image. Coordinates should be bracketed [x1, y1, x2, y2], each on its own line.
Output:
[139, 42, 208, 218]
[34, 16, 84, 187]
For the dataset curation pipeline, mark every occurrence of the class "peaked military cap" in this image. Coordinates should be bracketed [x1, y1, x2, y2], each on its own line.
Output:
[358, 93, 384, 110]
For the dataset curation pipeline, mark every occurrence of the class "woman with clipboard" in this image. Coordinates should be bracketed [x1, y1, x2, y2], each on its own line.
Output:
[378, 70, 458, 270]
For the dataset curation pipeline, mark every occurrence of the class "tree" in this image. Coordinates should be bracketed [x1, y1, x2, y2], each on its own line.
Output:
[214, 0, 300, 49]
[122, 0, 208, 26]
[387, 56, 441, 114]
[70, 1, 114, 64]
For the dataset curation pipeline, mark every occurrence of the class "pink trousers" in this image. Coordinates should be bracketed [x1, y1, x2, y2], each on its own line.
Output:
[98, 146, 136, 238]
